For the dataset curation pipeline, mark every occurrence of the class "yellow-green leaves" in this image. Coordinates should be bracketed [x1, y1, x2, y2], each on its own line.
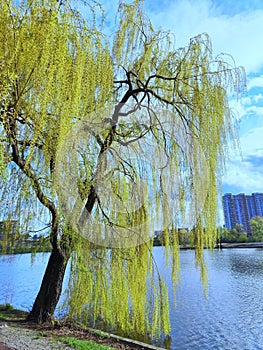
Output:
[0, 0, 245, 341]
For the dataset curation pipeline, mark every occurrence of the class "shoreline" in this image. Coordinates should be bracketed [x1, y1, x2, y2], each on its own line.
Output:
[2, 242, 263, 256]
[179, 242, 263, 249]
[0, 307, 165, 350]
[217, 242, 263, 249]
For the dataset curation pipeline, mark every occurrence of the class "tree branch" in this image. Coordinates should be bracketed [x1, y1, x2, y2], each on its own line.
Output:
[3, 109, 60, 250]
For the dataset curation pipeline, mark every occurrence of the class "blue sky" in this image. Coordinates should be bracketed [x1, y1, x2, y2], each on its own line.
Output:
[80, 0, 263, 196]
[141, 0, 263, 196]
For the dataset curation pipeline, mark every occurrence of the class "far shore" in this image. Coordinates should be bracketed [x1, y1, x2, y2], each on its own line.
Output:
[217, 242, 263, 249]
[179, 242, 263, 249]
[1, 242, 263, 255]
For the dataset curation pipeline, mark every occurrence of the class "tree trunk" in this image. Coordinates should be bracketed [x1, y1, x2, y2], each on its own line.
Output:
[27, 247, 70, 323]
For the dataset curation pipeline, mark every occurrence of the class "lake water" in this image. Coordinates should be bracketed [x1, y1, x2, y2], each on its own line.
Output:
[1, 248, 263, 350]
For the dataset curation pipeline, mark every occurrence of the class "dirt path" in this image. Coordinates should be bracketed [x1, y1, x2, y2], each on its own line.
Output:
[0, 325, 74, 350]
[0, 342, 13, 350]
[0, 309, 165, 350]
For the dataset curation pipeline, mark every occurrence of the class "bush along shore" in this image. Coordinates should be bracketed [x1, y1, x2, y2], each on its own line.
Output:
[2, 241, 263, 255]
[0, 236, 52, 255]
[0, 304, 165, 350]
[217, 242, 263, 249]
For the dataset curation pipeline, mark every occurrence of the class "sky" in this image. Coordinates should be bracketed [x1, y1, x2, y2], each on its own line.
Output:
[98, 0, 263, 196]
[145, 0, 263, 196]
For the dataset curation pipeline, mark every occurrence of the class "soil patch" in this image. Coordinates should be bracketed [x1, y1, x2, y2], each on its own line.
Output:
[0, 309, 164, 350]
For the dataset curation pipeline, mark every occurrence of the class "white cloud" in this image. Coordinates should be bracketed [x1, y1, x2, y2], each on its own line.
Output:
[146, 0, 263, 74]
[229, 90, 263, 121]
[232, 101, 263, 120]
[254, 93, 263, 103]
[240, 126, 263, 154]
[223, 159, 263, 193]
[247, 76, 263, 90]
[229, 100, 248, 120]
[240, 93, 263, 104]
[223, 126, 263, 193]
[245, 105, 263, 115]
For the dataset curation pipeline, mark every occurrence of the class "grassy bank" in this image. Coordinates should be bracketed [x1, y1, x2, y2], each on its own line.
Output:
[0, 304, 114, 350]
[0, 247, 51, 255]
[0, 304, 162, 350]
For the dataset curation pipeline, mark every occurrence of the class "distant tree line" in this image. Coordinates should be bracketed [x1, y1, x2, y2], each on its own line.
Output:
[0, 220, 51, 254]
[154, 228, 197, 247]
[219, 216, 263, 243]
[153, 216, 263, 247]
[3, 216, 263, 251]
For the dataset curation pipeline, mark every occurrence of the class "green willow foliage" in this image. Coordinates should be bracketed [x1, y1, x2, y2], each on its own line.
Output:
[0, 0, 245, 339]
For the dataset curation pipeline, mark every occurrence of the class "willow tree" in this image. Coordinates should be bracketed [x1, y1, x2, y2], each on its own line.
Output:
[0, 0, 245, 339]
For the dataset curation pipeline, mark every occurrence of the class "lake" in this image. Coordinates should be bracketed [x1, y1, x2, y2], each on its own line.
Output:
[1, 248, 263, 350]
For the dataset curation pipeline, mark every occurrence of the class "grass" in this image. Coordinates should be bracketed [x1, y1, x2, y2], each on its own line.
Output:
[0, 303, 14, 319]
[59, 337, 114, 350]
[0, 303, 14, 311]
[0, 305, 122, 350]
[0, 303, 28, 321]
[35, 331, 48, 339]
[0, 306, 116, 349]
[93, 330, 111, 339]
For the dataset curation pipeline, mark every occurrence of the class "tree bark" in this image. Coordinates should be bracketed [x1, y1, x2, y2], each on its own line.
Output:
[27, 246, 70, 323]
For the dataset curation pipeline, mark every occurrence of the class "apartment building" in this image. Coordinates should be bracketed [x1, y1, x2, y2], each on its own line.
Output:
[222, 192, 263, 235]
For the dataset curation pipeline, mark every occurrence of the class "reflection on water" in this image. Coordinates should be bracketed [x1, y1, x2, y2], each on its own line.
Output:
[156, 248, 263, 350]
[0, 253, 50, 310]
[1, 249, 263, 350]
[228, 249, 263, 276]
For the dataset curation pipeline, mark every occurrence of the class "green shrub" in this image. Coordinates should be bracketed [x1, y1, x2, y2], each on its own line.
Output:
[59, 337, 114, 350]
[0, 303, 14, 311]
